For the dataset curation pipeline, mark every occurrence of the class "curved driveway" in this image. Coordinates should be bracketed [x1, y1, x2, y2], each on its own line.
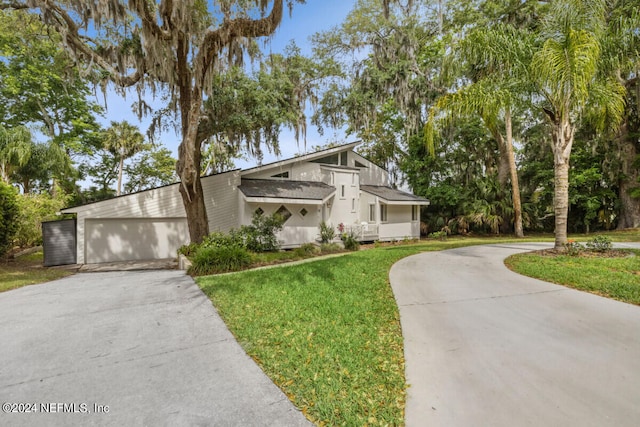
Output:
[0, 270, 310, 427]
[390, 243, 640, 427]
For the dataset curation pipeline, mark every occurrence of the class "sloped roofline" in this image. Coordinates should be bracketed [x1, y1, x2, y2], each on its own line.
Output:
[61, 169, 240, 213]
[240, 141, 361, 176]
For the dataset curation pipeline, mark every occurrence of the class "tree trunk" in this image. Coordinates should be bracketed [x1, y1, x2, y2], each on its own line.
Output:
[505, 108, 524, 238]
[117, 157, 124, 196]
[615, 116, 640, 229]
[176, 88, 209, 244]
[552, 120, 574, 250]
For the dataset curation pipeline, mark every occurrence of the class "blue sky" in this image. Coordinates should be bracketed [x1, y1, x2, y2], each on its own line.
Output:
[98, 0, 359, 170]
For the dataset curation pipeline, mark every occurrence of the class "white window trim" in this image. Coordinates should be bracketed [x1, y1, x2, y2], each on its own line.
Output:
[340, 184, 346, 199]
[369, 204, 376, 222]
[351, 198, 356, 213]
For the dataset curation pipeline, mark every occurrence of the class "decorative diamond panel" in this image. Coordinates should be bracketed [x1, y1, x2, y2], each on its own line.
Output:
[276, 205, 292, 222]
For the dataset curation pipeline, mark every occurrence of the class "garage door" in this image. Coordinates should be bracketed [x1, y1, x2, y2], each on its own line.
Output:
[85, 218, 189, 263]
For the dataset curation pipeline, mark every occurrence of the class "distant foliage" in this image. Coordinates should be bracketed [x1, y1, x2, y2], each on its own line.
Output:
[14, 191, 67, 247]
[0, 182, 19, 257]
[189, 246, 252, 276]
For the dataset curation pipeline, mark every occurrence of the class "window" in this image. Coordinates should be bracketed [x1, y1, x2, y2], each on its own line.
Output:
[341, 185, 345, 198]
[355, 160, 367, 168]
[380, 204, 388, 222]
[310, 154, 339, 165]
[275, 205, 292, 222]
[351, 173, 356, 186]
[412, 205, 419, 221]
[299, 208, 308, 217]
[351, 198, 356, 213]
[254, 207, 264, 216]
[271, 171, 289, 178]
[340, 151, 348, 166]
[369, 204, 376, 222]
[330, 172, 335, 185]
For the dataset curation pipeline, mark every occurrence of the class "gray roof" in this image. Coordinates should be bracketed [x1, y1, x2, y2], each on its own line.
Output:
[239, 179, 336, 200]
[360, 185, 430, 203]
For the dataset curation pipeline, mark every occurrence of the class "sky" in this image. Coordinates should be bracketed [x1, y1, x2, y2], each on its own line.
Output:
[96, 0, 359, 171]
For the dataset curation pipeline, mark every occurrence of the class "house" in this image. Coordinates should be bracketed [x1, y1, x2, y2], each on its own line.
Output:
[56, 141, 429, 265]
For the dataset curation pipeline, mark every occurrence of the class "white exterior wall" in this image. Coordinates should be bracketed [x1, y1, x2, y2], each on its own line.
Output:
[242, 162, 324, 182]
[202, 171, 241, 233]
[65, 183, 186, 264]
[379, 205, 418, 240]
[350, 152, 389, 186]
[324, 168, 359, 228]
[243, 202, 322, 247]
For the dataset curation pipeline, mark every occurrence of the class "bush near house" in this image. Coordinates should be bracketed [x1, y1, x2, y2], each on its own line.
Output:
[181, 214, 357, 275]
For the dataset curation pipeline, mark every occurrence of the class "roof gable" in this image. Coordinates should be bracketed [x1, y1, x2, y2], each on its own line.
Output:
[240, 141, 360, 176]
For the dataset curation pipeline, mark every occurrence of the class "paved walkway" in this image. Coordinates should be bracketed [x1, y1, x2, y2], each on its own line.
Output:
[390, 243, 640, 427]
[0, 270, 311, 426]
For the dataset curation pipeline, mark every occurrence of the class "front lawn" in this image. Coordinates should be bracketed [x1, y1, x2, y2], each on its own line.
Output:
[0, 251, 74, 293]
[506, 249, 640, 305]
[196, 237, 540, 425]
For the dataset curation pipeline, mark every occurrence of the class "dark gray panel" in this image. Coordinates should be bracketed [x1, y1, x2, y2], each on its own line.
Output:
[42, 219, 76, 266]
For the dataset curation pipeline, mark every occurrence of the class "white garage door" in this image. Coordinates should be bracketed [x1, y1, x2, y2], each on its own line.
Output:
[85, 218, 190, 263]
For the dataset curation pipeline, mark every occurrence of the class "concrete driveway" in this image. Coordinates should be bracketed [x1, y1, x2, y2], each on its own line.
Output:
[0, 270, 310, 427]
[390, 242, 640, 427]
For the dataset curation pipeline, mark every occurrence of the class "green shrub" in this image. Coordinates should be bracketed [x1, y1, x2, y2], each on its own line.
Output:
[188, 245, 252, 276]
[319, 221, 335, 243]
[293, 243, 319, 257]
[0, 182, 19, 257]
[238, 212, 285, 252]
[14, 192, 67, 248]
[341, 230, 360, 251]
[320, 243, 343, 254]
[201, 231, 244, 249]
[564, 240, 584, 256]
[428, 230, 447, 241]
[178, 242, 200, 257]
[586, 235, 612, 252]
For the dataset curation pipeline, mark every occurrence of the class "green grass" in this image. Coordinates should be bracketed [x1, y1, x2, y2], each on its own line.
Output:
[506, 249, 640, 305]
[0, 251, 73, 293]
[195, 231, 639, 425]
[196, 236, 542, 425]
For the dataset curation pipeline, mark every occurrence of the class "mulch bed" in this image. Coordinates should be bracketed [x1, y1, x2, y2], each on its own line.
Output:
[532, 249, 635, 258]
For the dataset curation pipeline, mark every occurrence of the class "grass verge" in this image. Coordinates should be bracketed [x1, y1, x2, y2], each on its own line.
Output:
[0, 252, 73, 293]
[505, 249, 640, 305]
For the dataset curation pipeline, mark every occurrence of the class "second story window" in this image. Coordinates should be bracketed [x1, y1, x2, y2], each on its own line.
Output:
[341, 185, 345, 198]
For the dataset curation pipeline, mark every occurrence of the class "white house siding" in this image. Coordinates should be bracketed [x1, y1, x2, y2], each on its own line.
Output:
[64, 183, 187, 264]
[244, 202, 322, 248]
[202, 171, 241, 233]
[351, 152, 389, 186]
[379, 205, 420, 240]
[84, 218, 189, 263]
[291, 162, 323, 182]
[323, 167, 359, 228]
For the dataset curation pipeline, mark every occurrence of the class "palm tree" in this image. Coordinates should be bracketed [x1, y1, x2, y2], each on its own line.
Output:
[530, 0, 625, 249]
[0, 124, 32, 184]
[103, 121, 146, 196]
[426, 24, 532, 238]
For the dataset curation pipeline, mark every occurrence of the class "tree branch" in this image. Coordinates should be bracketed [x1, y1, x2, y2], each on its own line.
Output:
[198, 0, 284, 84]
